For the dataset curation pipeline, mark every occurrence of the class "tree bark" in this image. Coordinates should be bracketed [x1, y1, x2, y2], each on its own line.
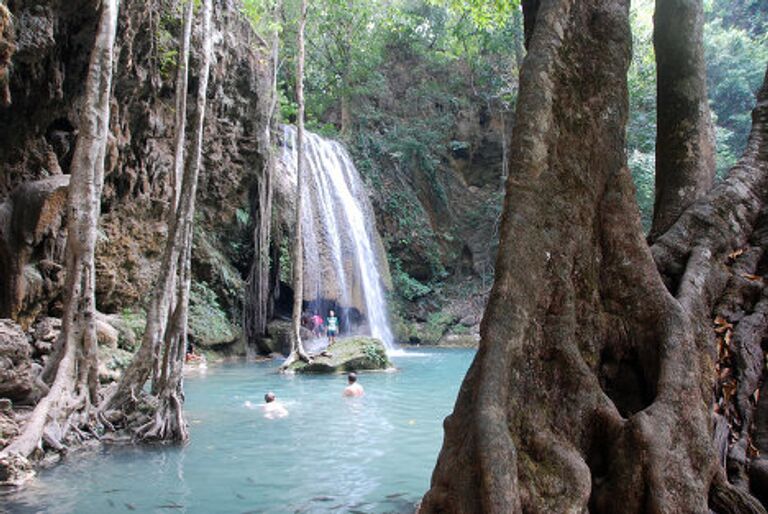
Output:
[0, 0, 118, 482]
[649, 0, 716, 242]
[245, 0, 280, 356]
[283, 0, 310, 369]
[421, 1, 767, 512]
[102, 0, 212, 419]
[135, 0, 212, 443]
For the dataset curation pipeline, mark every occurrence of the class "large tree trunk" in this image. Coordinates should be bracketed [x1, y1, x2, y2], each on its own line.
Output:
[283, 0, 310, 369]
[420, 1, 767, 512]
[0, 0, 118, 483]
[652, 67, 768, 510]
[102, 0, 211, 418]
[648, 0, 716, 242]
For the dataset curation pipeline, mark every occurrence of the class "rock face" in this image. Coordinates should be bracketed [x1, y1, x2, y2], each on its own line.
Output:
[0, 176, 69, 328]
[0, 0, 271, 349]
[288, 337, 392, 373]
[0, 319, 43, 404]
[264, 319, 313, 356]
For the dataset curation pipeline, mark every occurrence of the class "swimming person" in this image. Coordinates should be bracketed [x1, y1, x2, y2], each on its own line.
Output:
[343, 372, 364, 397]
[263, 392, 289, 419]
[327, 310, 339, 345]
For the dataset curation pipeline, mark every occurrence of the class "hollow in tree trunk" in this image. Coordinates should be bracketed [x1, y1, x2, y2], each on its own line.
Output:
[420, 0, 768, 512]
[0, 0, 118, 483]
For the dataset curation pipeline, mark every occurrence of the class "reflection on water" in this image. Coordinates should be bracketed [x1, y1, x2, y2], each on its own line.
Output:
[0, 348, 474, 514]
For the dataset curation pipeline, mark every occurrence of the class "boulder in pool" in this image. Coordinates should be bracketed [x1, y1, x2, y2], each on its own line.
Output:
[288, 336, 392, 373]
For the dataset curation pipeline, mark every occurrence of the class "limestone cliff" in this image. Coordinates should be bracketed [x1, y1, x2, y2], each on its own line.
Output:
[0, 0, 271, 350]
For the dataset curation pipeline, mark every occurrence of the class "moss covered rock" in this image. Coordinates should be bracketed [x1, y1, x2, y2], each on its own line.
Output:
[288, 337, 392, 373]
[188, 281, 239, 348]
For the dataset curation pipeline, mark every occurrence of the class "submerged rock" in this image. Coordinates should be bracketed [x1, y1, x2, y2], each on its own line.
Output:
[288, 336, 392, 373]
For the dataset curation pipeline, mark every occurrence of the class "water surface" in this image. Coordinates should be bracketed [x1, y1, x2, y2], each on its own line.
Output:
[1, 348, 474, 513]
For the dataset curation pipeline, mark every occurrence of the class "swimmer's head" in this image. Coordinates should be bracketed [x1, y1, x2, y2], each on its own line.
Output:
[265, 392, 276, 403]
[348, 372, 358, 384]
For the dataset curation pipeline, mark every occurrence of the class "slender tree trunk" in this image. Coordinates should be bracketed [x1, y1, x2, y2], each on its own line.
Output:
[102, 0, 211, 417]
[149, 0, 194, 394]
[245, 0, 280, 355]
[421, 1, 767, 512]
[0, 0, 118, 482]
[282, 0, 310, 369]
[648, 0, 716, 242]
[171, 0, 193, 214]
[138, 0, 213, 442]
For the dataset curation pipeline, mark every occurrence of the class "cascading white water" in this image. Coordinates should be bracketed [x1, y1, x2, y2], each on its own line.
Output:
[282, 126, 395, 349]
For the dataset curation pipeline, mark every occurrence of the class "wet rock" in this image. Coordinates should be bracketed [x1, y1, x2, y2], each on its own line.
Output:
[288, 337, 392, 373]
[265, 320, 313, 356]
[0, 176, 69, 326]
[0, 319, 43, 404]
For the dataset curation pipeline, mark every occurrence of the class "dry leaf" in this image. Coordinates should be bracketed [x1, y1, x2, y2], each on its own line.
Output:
[722, 380, 737, 403]
[740, 273, 762, 281]
[728, 248, 745, 261]
[714, 316, 733, 333]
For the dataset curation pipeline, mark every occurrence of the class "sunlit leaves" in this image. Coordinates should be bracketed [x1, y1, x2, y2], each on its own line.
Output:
[426, 0, 519, 30]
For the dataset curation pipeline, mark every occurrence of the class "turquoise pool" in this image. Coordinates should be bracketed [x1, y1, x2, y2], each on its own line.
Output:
[1, 347, 474, 513]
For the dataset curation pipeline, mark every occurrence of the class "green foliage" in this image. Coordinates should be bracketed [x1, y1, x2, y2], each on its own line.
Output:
[625, 0, 765, 228]
[703, 13, 768, 176]
[390, 256, 432, 301]
[156, 6, 181, 79]
[241, 0, 281, 37]
[362, 341, 389, 368]
[188, 281, 237, 345]
[119, 308, 147, 351]
[427, 0, 519, 29]
[278, 236, 292, 283]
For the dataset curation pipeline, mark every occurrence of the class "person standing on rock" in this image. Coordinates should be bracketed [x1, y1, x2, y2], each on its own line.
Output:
[343, 372, 364, 397]
[326, 310, 339, 345]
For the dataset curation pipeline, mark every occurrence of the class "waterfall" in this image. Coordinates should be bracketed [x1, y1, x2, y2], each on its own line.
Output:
[281, 126, 395, 349]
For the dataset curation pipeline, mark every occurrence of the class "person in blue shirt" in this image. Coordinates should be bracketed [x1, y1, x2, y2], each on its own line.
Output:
[326, 310, 339, 345]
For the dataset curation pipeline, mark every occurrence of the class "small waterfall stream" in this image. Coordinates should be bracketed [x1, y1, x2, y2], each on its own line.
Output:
[281, 126, 395, 349]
